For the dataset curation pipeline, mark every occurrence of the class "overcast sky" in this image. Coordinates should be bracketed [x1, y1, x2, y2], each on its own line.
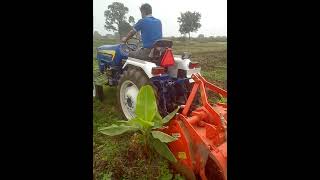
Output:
[93, 0, 227, 37]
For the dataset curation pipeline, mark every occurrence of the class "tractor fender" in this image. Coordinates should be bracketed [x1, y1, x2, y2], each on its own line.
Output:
[122, 57, 157, 78]
[168, 56, 201, 78]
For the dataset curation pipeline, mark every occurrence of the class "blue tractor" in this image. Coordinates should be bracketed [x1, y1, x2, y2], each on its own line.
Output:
[93, 39, 201, 119]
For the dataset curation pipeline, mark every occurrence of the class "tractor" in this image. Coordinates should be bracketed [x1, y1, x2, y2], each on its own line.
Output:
[93, 38, 227, 180]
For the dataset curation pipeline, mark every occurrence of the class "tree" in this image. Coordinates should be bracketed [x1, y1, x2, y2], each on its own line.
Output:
[114, 32, 120, 39]
[128, 16, 135, 25]
[118, 21, 132, 38]
[104, 2, 134, 38]
[93, 31, 102, 39]
[177, 11, 201, 40]
[198, 34, 205, 39]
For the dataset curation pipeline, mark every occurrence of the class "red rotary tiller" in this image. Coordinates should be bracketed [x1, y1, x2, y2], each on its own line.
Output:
[160, 73, 227, 180]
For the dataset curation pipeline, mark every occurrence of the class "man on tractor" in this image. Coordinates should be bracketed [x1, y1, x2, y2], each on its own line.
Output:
[121, 3, 162, 61]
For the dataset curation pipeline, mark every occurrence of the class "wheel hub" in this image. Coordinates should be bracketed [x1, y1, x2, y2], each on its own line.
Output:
[126, 96, 133, 108]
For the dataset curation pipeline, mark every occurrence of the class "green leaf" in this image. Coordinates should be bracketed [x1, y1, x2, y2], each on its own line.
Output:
[150, 138, 177, 163]
[136, 118, 154, 127]
[130, 117, 154, 129]
[135, 85, 157, 122]
[99, 124, 138, 136]
[152, 111, 163, 129]
[162, 106, 180, 124]
[151, 131, 177, 143]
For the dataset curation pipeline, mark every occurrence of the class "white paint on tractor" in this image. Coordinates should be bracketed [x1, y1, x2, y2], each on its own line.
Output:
[168, 56, 201, 78]
[123, 57, 157, 78]
[123, 56, 201, 79]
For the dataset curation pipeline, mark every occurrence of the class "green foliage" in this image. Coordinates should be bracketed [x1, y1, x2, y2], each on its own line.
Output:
[151, 138, 177, 163]
[198, 34, 205, 38]
[93, 31, 102, 39]
[104, 2, 128, 31]
[151, 131, 177, 143]
[101, 172, 112, 180]
[128, 16, 135, 24]
[118, 21, 132, 38]
[99, 124, 139, 136]
[104, 2, 134, 38]
[162, 107, 180, 124]
[136, 86, 157, 122]
[152, 111, 163, 129]
[177, 11, 201, 39]
[218, 94, 227, 103]
[99, 85, 180, 163]
[93, 68, 108, 86]
[160, 173, 173, 180]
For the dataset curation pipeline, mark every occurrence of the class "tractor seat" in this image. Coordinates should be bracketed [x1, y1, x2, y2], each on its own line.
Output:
[152, 39, 173, 48]
[148, 39, 173, 65]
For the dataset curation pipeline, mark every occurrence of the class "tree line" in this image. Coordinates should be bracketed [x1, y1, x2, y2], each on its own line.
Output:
[95, 2, 225, 41]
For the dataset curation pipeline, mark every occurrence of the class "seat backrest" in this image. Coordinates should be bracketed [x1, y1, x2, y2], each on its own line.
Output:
[152, 39, 173, 48]
[149, 39, 173, 63]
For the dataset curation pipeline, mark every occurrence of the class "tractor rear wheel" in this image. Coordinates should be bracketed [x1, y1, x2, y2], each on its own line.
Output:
[117, 68, 154, 120]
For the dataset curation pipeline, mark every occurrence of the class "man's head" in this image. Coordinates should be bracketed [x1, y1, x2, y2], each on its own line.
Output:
[140, 3, 152, 18]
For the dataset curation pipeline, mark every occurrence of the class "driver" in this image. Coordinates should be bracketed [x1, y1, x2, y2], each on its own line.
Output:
[121, 3, 162, 61]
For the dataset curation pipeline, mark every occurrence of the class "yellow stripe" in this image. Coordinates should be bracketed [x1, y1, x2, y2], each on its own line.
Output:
[99, 50, 116, 60]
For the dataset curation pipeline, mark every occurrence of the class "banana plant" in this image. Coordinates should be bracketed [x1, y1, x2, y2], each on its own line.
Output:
[99, 85, 180, 163]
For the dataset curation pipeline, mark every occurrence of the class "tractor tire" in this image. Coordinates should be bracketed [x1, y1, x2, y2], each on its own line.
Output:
[117, 68, 154, 120]
[93, 83, 104, 102]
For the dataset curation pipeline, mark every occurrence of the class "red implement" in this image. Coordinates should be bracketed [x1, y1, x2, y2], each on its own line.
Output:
[160, 73, 227, 180]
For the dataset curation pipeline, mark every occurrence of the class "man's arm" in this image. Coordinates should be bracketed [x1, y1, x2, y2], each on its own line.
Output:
[121, 30, 136, 43]
[122, 18, 143, 43]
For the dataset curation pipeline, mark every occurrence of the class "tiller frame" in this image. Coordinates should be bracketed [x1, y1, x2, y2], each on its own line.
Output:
[161, 73, 227, 180]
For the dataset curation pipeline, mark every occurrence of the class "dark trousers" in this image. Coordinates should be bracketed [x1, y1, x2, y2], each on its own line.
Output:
[128, 48, 152, 61]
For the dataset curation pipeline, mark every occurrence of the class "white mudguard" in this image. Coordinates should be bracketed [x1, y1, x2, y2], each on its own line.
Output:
[123, 56, 201, 80]
[122, 57, 158, 78]
[168, 55, 201, 78]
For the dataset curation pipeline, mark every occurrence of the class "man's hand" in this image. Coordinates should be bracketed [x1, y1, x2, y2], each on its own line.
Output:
[121, 37, 127, 43]
[122, 30, 137, 44]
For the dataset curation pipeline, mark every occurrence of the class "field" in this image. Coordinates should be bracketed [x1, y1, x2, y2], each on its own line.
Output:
[93, 38, 227, 180]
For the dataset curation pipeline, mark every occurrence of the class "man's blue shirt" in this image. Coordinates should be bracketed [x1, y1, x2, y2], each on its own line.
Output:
[133, 15, 162, 48]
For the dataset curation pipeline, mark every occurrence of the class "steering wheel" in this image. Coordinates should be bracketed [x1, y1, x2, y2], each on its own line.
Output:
[124, 42, 137, 51]
[130, 36, 141, 42]
[123, 36, 141, 51]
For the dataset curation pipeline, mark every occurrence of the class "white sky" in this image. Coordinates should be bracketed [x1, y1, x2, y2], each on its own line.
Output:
[93, 0, 227, 37]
